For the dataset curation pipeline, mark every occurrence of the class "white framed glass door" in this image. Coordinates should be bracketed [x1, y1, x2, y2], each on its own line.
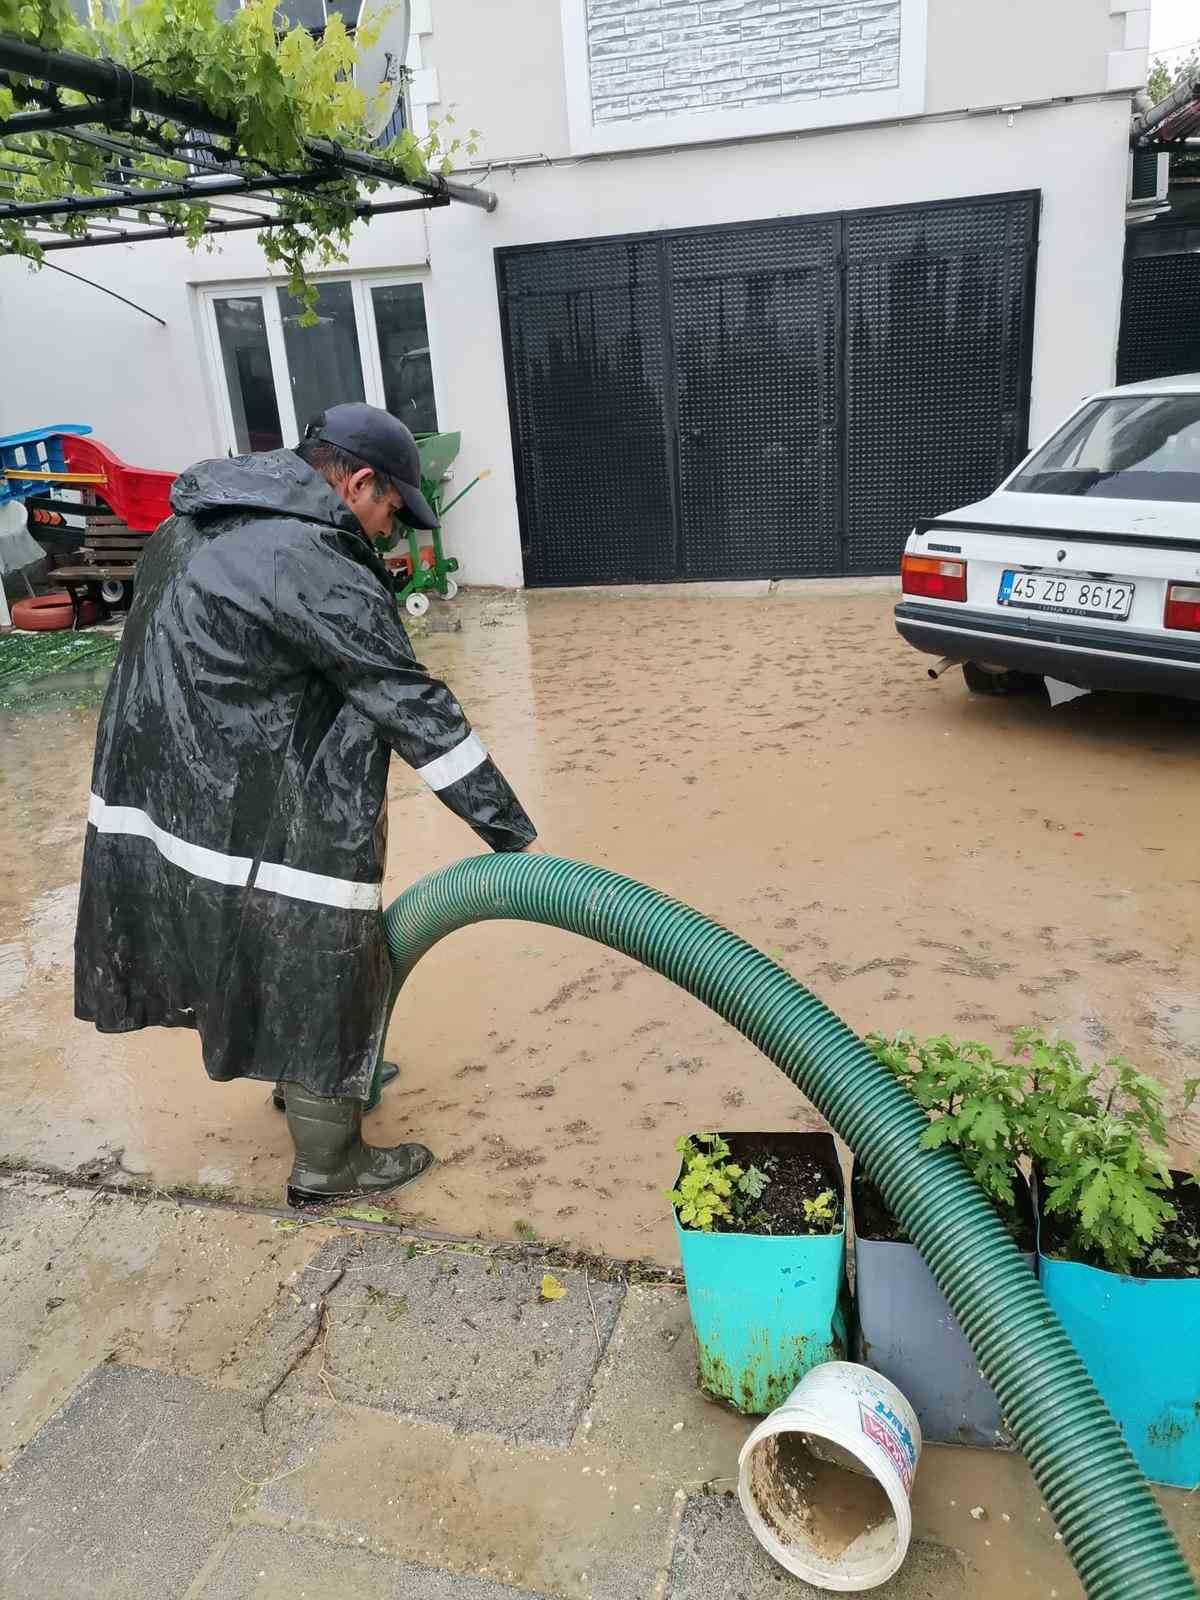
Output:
[362, 281, 439, 436]
[208, 292, 291, 454]
[201, 274, 439, 456]
[278, 279, 367, 432]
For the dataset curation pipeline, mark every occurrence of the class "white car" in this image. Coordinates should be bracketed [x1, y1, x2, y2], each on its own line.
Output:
[895, 375, 1200, 701]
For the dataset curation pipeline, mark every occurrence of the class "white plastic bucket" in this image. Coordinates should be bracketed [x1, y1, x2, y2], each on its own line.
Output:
[737, 1360, 922, 1592]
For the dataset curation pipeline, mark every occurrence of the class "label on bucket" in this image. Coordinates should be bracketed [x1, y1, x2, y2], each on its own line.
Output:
[859, 1400, 917, 1492]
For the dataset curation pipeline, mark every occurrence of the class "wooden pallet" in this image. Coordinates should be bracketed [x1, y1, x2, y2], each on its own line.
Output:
[52, 513, 152, 604]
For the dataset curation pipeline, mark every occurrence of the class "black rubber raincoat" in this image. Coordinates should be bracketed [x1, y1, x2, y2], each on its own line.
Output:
[74, 449, 536, 1098]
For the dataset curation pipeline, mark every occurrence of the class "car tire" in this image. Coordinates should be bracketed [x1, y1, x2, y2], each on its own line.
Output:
[10, 593, 76, 632]
[962, 661, 1040, 697]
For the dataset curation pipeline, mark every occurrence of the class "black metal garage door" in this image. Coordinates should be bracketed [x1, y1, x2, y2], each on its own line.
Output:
[1118, 247, 1200, 386]
[497, 191, 1037, 587]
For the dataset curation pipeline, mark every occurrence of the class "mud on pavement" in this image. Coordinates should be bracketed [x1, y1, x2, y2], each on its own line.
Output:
[2, 1178, 1197, 1599]
[1, 586, 1198, 1262]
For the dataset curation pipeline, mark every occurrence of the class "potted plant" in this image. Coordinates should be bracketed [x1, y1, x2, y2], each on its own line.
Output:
[1031, 1049, 1200, 1489]
[668, 1129, 848, 1415]
[860, 1027, 1200, 1479]
[855, 1031, 1037, 1447]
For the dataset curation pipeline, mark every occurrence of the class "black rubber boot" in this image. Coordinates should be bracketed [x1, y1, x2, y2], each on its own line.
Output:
[283, 1082, 435, 1208]
[273, 1060, 398, 1113]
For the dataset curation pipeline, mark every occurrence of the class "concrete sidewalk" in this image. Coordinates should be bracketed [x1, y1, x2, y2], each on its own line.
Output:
[0, 1173, 1195, 1600]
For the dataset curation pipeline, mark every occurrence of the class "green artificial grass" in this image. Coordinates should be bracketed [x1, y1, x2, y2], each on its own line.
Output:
[0, 627, 119, 710]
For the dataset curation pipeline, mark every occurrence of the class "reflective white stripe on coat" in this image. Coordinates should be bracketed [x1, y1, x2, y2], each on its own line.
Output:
[88, 793, 252, 887]
[415, 731, 488, 792]
[87, 794, 382, 911]
[254, 859, 381, 912]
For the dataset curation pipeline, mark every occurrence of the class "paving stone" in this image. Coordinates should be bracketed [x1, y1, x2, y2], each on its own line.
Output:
[580, 1284, 749, 1483]
[194, 1526, 552, 1599]
[258, 1407, 675, 1600]
[290, 1237, 623, 1446]
[0, 1184, 96, 1392]
[0, 1365, 270, 1600]
[666, 1492, 967, 1598]
[0, 1179, 326, 1460]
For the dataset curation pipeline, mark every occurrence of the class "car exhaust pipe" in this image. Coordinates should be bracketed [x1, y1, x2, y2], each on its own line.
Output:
[927, 656, 962, 680]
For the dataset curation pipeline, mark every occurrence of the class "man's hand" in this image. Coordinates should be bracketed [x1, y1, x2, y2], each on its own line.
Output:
[521, 840, 548, 855]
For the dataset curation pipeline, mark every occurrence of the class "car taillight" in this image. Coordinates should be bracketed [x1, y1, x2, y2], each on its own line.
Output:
[1164, 583, 1200, 632]
[901, 553, 967, 602]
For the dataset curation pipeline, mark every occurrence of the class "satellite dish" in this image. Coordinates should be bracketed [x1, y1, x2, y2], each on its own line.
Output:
[197, 1, 412, 142]
[68, 0, 411, 148]
[349, 0, 412, 141]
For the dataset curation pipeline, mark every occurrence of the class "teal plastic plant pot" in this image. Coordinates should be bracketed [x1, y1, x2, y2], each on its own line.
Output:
[853, 1168, 1036, 1448]
[1039, 1173, 1200, 1489]
[672, 1131, 849, 1416]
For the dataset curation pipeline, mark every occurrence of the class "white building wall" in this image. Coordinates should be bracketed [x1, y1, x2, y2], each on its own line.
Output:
[424, 0, 1138, 157]
[0, 1, 1140, 588]
[428, 97, 1132, 585]
[0, 214, 430, 476]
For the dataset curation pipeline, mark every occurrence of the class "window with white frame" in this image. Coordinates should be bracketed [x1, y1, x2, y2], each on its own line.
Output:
[201, 276, 438, 455]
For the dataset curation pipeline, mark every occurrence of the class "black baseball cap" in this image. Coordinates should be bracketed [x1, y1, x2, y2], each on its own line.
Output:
[303, 403, 439, 529]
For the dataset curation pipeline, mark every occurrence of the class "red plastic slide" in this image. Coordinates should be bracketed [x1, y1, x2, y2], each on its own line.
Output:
[63, 435, 176, 532]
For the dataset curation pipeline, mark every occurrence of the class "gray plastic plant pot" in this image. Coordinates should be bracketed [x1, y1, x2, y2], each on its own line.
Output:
[852, 1167, 1037, 1448]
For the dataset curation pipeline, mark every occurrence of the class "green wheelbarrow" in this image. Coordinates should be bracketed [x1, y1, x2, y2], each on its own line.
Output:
[387, 431, 489, 618]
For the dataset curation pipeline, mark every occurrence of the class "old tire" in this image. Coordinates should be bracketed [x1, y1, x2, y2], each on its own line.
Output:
[963, 661, 1040, 697]
[10, 592, 74, 632]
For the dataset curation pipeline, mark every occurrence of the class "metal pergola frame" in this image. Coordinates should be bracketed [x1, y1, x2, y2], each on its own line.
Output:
[0, 33, 496, 252]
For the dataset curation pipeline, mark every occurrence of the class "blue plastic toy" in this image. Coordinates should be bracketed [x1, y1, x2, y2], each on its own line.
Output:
[0, 425, 94, 509]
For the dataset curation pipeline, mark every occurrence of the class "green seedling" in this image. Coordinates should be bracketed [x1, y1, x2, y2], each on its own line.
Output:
[802, 1189, 838, 1230]
[668, 1132, 771, 1233]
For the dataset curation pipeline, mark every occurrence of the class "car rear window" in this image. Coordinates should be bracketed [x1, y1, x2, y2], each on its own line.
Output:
[1009, 394, 1200, 503]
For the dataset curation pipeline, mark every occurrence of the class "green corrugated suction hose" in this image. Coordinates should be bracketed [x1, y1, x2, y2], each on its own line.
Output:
[383, 854, 1197, 1600]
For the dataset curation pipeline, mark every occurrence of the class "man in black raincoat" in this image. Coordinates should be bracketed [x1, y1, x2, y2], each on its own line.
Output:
[75, 403, 539, 1206]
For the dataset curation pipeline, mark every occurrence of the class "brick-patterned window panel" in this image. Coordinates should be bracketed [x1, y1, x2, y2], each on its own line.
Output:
[586, 0, 901, 124]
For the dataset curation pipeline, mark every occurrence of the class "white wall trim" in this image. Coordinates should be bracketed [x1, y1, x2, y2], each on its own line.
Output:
[1106, 46, 1147, 90]
[1104, 0, 1149, 90]
[405, 1, 435, 137]
[409, 67, 440, 107]
[1120, 7, 1150, 53]
[559, 0, 928, 157]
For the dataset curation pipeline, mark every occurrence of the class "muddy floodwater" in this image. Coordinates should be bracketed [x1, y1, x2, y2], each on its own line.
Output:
[2, 586, 1198, 1260]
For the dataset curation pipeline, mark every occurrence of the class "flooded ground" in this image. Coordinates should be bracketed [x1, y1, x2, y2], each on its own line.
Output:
[2, 585, 1198, 1261]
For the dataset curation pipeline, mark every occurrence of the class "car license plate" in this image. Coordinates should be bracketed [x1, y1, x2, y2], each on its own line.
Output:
[997, 571, 1134, 620]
